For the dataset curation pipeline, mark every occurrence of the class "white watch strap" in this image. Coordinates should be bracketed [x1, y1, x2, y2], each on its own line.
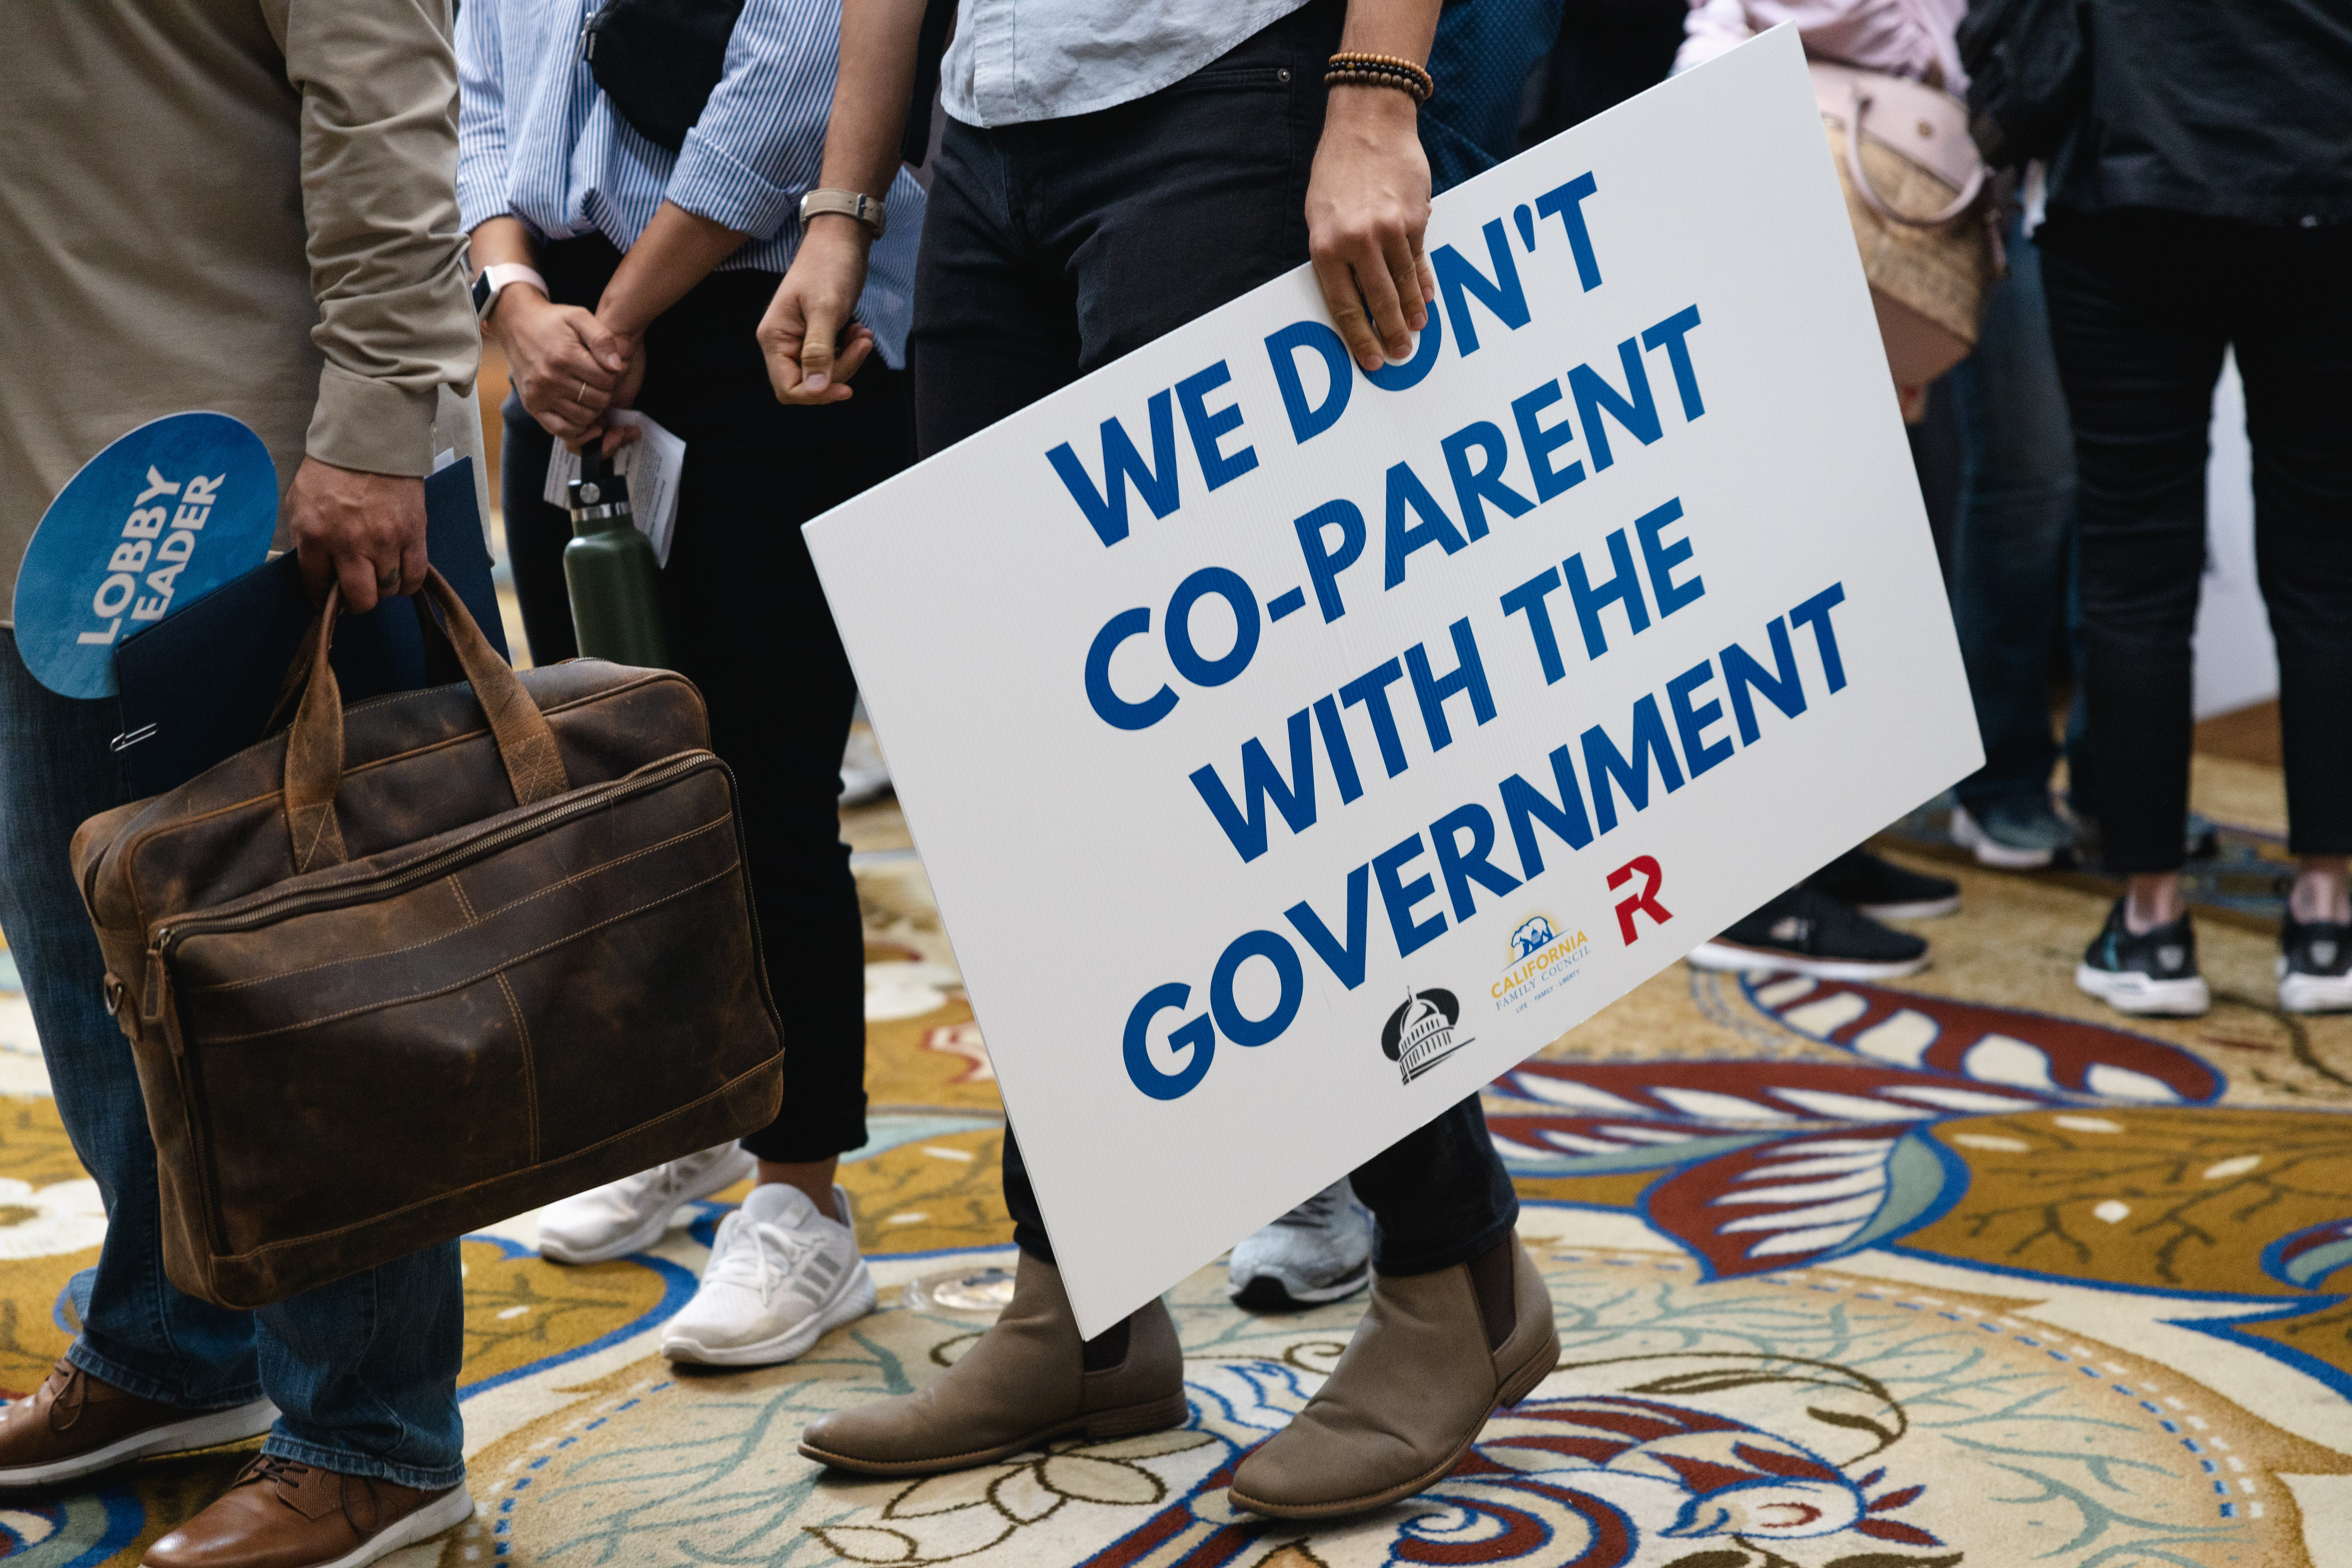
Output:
[477, 262, 548, 320]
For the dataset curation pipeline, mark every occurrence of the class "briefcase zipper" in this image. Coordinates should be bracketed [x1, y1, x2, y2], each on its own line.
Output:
[146, 752, 719, 1034]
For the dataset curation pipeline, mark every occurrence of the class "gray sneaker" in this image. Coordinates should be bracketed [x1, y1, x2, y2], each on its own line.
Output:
[1228, 1179, 1373, 1310]
[1951, 797, 2076, 869]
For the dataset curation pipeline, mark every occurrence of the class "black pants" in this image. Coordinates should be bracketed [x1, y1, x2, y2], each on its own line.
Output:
[915, 0, 1518, 1279]
[501, 236, 914, 1162]
[2038, 210, 2352, 873]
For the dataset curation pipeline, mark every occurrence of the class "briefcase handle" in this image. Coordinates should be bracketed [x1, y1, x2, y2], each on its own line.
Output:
[282, 568, 572, 873]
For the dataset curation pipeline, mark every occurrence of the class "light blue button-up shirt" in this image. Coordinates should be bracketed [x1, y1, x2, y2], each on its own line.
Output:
[941, 0, 1314, 127]
[457, 0, 923, 366]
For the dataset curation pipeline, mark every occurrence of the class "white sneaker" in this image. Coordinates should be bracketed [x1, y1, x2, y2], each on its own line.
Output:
[660, 1183, 876, 1366]
[1228, 1179, 1374, 1310]
[537, 1143, 756, 1265]
[2279, 915, 2352, 1014]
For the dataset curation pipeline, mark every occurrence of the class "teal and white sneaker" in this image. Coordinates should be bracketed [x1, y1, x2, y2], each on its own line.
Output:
[2076, 898, 2210, 1016]
[1952, 798, 2075, 870]
[1229, 1180, 1373, 1311]
[2280, 914, 2352, 1014]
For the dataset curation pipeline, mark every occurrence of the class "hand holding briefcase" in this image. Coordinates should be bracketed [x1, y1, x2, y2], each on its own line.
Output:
[73, 570, 784, 1309]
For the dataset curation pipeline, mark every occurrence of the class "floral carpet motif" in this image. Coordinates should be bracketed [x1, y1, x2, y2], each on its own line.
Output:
[1, 794, 2350, 1567]
[437, 1229, 2348, 1568]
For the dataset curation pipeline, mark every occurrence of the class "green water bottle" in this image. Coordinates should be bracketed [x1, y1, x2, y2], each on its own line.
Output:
[564, 448, 669, 667]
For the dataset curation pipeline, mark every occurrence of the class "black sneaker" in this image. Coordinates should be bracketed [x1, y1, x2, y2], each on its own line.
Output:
[2279, 913, 2352, 1015]
[1686, 885, 1930, 980]
[2074, 898, 2209, 1016]
[1806, 847, 1961, 920]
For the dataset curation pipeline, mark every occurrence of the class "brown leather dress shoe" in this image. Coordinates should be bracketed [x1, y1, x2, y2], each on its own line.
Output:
[0, 1359, 276, 1490]
[1228, 1232, 1558, 1519]
[798, 1251, 1187, 1476]
[142, 1454, 473, 1568]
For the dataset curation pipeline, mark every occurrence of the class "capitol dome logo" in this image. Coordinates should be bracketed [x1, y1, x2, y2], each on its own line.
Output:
[1380, 987, 1470, 1085]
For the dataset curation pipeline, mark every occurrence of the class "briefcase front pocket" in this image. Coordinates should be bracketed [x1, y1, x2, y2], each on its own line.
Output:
[152, 750, 782, 1304]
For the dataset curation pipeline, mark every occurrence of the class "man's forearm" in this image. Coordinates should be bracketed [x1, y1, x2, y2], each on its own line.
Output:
[469, 215, 539, 278]
[820, 0, 930, 201]
[598, 202, 751, 340]
[1307, 0, 1443, 368]
[1336, 0, 1441, 63]
[1324, 0, 1442, 162]
[277, 0, 478, 478]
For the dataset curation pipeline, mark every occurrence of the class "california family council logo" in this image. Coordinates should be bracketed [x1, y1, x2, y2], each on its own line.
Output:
[1493, 911, 1592, 1014]
[1380, 988, 1471, 1086]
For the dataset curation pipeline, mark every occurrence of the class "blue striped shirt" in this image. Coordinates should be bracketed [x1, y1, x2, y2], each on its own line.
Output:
[457, 0, 923, 366]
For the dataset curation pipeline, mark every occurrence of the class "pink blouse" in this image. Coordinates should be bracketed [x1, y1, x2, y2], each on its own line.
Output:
[1672, 0, 1968, 92]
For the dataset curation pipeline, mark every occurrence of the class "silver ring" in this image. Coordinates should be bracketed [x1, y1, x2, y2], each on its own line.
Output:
[575, 378, 588, 404]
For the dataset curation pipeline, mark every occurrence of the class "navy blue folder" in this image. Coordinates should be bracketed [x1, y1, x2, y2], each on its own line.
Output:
[112, 460, 511, 799]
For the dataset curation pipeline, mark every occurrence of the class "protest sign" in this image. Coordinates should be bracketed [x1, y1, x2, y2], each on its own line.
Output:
[804, 27, 1984, 1336]
[14, 412, 278, 698]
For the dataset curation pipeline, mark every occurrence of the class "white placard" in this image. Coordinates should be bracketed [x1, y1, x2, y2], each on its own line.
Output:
[805, 28, 1982, 1336]
[542, 410, 686, 567]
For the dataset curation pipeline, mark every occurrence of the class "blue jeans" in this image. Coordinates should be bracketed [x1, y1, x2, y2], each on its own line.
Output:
[0, 629, 464, 1489]
[1947, 220, 2092, 817]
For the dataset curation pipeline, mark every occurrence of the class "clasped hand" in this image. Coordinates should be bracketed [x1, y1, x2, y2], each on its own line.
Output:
[497, 290, 646, 456]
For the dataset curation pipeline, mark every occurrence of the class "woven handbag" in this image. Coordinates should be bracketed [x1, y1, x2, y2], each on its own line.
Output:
[1811, 60, 1998, 396]
[73, 571, 784, 1309]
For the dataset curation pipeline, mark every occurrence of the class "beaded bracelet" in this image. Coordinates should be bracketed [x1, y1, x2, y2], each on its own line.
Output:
[1325, 50, 1434, 103]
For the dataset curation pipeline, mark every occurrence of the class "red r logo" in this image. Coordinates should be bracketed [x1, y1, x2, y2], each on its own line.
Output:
[1608, 856, 1672, 944]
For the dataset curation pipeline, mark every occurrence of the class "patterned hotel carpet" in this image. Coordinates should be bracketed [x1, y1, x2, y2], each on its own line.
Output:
[2, 774, 2350, 1568]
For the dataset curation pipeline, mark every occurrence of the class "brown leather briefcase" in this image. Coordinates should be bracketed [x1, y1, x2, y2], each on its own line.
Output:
[72, 570, 784, 1309]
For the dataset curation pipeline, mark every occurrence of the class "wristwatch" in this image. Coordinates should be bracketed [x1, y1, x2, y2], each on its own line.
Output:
[799, 188, 887, 240]
[471, 262, 548, 323]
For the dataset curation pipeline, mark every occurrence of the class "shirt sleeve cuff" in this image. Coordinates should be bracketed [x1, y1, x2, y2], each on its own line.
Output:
[457, 163, 514, 236]
[306, 365, 443, 477]
[666, 127, 797, 239]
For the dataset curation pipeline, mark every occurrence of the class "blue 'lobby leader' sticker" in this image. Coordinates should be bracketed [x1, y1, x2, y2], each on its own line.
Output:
[13, 412, 279, 698]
